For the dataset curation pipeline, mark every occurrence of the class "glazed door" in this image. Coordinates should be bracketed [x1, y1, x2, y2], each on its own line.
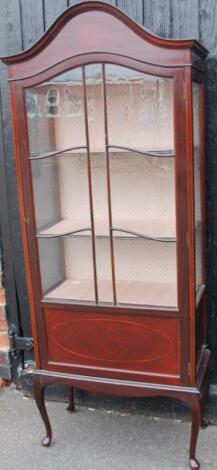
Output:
[25, 63, 177, 310]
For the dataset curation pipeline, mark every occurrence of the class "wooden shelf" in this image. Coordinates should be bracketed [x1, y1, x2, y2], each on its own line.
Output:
[45, 278, 177, 307]
[37, 218, 176, 240]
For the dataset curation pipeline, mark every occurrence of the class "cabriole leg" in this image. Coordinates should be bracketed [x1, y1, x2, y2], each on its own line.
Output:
[33, 375, 52, 447]
[67, 387, 75, 412]
[189, 398, 201, 470]
[200, 400, 208, 429]
[199, 379, 210, 430]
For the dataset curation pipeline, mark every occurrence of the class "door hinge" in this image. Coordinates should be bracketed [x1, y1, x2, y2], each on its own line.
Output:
[9, 324, 34, 359]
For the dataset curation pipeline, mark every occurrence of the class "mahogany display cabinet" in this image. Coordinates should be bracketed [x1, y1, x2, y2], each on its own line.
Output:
[2, 2, 211, 468]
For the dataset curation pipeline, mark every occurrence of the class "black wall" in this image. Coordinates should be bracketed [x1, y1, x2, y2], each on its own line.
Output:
[0, 0, 217, 382]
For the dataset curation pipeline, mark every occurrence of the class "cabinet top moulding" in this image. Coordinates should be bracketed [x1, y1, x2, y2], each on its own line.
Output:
[1, 1, 208, 82]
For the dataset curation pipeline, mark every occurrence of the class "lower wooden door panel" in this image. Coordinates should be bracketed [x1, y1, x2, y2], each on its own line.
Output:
[42, 307, 181, 385]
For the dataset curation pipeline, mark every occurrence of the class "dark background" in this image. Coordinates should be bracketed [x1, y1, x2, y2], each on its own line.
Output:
[0, 0, 217, 386]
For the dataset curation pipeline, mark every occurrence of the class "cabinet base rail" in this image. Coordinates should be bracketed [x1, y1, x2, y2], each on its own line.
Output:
[33, 348, 211, 470]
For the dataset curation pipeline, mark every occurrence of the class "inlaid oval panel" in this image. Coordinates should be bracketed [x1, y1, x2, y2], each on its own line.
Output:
[51, 318, 173, 363]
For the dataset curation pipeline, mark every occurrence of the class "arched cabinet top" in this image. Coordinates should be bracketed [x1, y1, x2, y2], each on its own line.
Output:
[1, 1, 208, 81]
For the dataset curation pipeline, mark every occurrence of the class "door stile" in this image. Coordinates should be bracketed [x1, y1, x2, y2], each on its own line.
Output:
[82, 66, 98, 304]
[102, 63, 117, 305]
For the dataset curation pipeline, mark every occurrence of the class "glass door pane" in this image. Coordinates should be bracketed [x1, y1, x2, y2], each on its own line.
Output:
[105, 65, 177, 307]
[25, 68, 95, 302]
[113, 238, 177, 307]
[26, 63, 177, 309]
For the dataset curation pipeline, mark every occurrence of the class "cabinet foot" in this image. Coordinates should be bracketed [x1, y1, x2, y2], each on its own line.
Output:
[66, 387, 75, 412]
[189, 458, 200, 469]
[200, 417, 208, 429]
[33, 376, 52, 446]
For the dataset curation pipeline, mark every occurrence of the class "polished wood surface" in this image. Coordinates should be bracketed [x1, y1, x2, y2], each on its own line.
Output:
[43, 307, 180, 384]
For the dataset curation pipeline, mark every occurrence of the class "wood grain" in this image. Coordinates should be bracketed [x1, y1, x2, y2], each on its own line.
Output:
[44, 307, 180, 383]
[20, 0, 44, 49]
[171, 0, 199, 39]
[117, 0, 143, 24]
[143, 0, 171, 38]
[199, 0, 217, 52]
[44, 0, 68, 30]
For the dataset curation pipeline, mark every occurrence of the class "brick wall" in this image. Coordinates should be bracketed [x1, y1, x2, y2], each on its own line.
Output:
[0, 246, 10, 383]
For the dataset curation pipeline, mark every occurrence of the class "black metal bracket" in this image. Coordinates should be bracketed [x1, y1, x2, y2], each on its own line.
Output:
[9, 323, 34, 359]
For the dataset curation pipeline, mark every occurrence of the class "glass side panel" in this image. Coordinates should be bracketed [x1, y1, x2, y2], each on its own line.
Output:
[37, 238, 65, 294]
[105, 65, 174, 152]
[25, 67, 86, 156]
[193, 82, 203, 294]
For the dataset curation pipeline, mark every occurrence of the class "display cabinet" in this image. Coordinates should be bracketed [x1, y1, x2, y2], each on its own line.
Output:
[2, 2, 211, 468]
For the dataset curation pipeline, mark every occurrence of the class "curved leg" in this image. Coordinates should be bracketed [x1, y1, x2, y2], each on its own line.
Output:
[200, 416, 208, 429]
[67, 387, 75, 413]
[33, 375, 52, 447]
[189, 398, 201, 470]
[200, 399, 208, 429]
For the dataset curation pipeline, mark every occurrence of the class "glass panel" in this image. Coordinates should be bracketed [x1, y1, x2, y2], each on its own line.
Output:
[195, 228, 202, 290]
[38, 238, 65, 294]
[25, 67, 86, 156]
[193, 82, 203, 293]
[109, 151, 176, 238]
[31, 152, 91, 233]
[113, 238, 177, 307]
[26, 63, 177, 308]
[85, 64, 113, 302]
[38, 237, 95, 301]
[105, 65, 174, 152]
[26, 67, 96, 302]
[105, 65, 176, 307]
[32, 152, 95, 301]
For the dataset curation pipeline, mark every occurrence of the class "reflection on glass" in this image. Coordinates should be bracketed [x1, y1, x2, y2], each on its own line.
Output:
[25, 67, 85, 156]
[193, 82, 203, 293]
[105, 65, 174, 152]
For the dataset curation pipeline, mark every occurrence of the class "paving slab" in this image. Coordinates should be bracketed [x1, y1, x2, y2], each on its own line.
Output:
[0, 386, 217, 470]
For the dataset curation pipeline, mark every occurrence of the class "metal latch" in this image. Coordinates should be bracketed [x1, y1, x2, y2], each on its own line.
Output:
[9, 324, 34, 359]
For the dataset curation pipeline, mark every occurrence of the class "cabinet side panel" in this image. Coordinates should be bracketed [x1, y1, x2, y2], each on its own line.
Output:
[43, 307, 181, 385]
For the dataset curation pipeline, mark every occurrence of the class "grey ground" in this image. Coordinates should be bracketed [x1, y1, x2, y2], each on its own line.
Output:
[0, 386, 217, 470]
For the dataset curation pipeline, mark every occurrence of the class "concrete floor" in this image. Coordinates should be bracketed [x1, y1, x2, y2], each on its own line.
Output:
[0, 386, 217, 470]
